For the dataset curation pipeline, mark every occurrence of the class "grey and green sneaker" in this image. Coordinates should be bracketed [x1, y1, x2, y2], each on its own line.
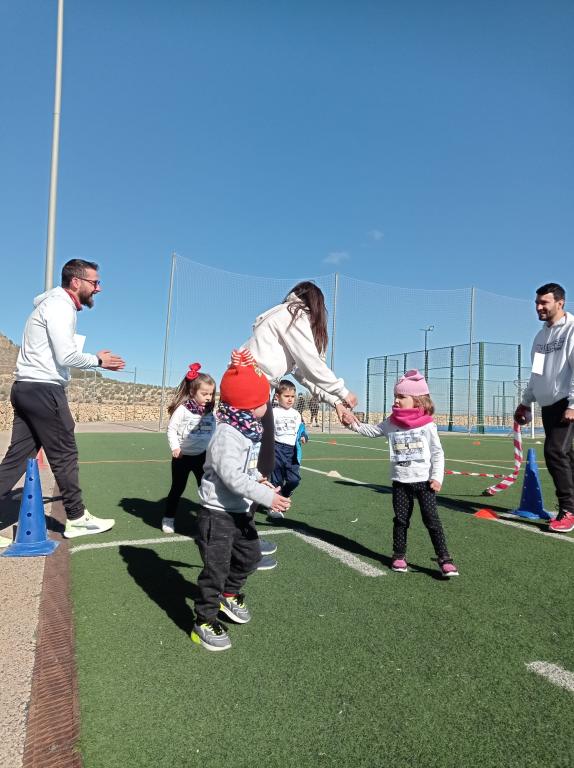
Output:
[219, 593, 251, 624]
[191, 620, 231, 651]
[259, 538, 277, 556]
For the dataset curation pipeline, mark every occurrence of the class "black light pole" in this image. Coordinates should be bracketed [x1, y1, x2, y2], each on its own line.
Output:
[421, 325, 434, 379]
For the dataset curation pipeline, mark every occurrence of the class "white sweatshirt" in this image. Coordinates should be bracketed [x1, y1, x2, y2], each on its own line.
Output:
[521, 312, 574, 408]
[166, 405, 216, 455]
[273, 406, 302, 446]
[243, 295, 349, 407]
[16, 287, 99, 385]
[350, 419, 445, 484]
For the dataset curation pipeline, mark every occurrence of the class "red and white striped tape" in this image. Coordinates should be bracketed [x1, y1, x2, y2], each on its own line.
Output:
[444, 422, 523, 496]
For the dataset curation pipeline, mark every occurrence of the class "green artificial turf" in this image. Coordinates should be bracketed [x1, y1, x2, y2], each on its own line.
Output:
[71, 432, 574, 768]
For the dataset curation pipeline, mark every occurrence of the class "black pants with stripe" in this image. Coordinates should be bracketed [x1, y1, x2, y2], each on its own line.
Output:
[392, 480, 451, 561]
[194, 508, 261, 623]
[541, 397, 574, 515]
[0, 381, 84, 520]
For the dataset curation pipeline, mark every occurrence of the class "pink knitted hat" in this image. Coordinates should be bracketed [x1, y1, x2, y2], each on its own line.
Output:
[394, 369, 429, 397]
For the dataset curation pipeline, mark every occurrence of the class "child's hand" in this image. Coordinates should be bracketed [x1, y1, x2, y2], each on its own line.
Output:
[430, 480, 442, 492]
[172, 448, 181, 458]
[271, 494, 291, 513]
[339, 408, 358, 427]
[301, 436, 307, 444]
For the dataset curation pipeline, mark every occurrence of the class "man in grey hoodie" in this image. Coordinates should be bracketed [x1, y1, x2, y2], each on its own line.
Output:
[515, 282, 574, 532]
[0, 259, 125, 543]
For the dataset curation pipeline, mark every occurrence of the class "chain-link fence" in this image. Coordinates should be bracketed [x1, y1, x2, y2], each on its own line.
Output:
[366, 342, 542, 433]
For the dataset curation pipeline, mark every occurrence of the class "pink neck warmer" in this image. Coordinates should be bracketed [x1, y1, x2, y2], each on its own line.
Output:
[389, 405, 433, 429]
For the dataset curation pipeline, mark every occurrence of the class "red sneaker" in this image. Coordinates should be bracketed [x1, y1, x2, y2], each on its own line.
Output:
[549, 511, 574, 533]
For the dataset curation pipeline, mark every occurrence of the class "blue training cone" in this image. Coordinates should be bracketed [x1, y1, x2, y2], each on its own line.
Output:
[2, 458, 59, 557]
[512, 448, 554, 521]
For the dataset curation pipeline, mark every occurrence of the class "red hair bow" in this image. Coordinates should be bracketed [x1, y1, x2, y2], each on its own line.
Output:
[186, 362, 202, 380]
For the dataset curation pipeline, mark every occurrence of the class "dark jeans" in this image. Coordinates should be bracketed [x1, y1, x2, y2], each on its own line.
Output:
[541, 398, 574, 514]
[165, 452, 206, 517]
[257, 401, 275, 477]
[392, 480, 451, 561]
[270, 441, 301, 497]
[194, 508, 262, 623]
[0, 381, 84, 520]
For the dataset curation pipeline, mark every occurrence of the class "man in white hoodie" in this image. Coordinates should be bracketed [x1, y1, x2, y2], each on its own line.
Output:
[515, 282, 574, 532]
[0, 259, 125, 543]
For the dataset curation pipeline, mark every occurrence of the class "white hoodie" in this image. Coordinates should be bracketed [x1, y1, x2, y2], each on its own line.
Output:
[243, 295, 349, 407]
[521, 312, 574, 408]
[16, 287, 99, 385]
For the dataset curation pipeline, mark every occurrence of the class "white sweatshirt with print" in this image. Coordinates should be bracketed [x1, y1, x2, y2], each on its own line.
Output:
[167, 406, 216, 455]
[243, 295, 349, 407]
[521, 312, 574, 408]
[273, 406, 302, 446]
[350, 419, 445, 484]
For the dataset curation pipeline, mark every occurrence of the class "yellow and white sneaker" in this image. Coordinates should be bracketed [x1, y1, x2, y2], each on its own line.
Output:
[0, 535, 12, 548]
[63, 509, 115, 539]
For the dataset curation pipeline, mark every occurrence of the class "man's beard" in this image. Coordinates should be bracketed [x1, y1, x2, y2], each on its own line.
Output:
[79, 291, 94, 308]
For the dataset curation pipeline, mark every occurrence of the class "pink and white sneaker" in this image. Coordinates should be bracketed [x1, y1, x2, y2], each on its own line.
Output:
[439, 560, 459, 578]
[549, 511, 574, 533]
[391, 557, 408, 573]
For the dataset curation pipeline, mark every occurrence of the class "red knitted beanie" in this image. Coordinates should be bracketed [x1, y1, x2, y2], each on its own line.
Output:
[219, 349, 270, 409]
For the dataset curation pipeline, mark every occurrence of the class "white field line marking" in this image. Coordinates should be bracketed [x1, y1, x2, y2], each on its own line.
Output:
[292, 531, 384, 577]
[69, 527, 384, 577]
[69, 528, 291, 554]
[526, 662, 574, 693]
[301, 467, 574, 544]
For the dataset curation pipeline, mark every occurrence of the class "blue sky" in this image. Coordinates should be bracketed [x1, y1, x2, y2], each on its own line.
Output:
[0, 1, 572, 397]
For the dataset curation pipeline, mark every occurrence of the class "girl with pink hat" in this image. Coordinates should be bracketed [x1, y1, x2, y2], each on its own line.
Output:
[342, 369, 459, 578]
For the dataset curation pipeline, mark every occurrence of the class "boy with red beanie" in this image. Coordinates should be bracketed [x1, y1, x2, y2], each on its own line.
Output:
[191, 350, 291, 651]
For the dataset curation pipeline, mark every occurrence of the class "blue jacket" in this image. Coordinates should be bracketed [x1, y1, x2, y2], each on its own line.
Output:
[295, 422, 309, 464]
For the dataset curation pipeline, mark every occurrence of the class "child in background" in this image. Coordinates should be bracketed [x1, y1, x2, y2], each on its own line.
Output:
[342, 370, 459, 578]
[268, 380, 308, 519]
[163, 363, 216, 534]
[192, 350, 291, 652]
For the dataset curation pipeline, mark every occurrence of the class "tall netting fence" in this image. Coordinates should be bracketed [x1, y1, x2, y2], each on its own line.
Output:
[0, 257, 544, 431]
[366, 342, 541, 433]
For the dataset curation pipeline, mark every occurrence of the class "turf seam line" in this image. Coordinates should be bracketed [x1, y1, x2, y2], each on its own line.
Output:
[526, 662, 574, 693]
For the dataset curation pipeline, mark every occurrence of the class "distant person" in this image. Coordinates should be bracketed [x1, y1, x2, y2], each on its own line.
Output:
[243, 281, 358, 477]
[267, 379, 308, 520]
[309, 395, 320, 427]
[162, 363, 216, 534]
[296, 391, 306, 418]
[342, 370, 459, 578]
[0, 259, 125, 543]
[191, 350, 290, 652]
[514, 282, 574, 533]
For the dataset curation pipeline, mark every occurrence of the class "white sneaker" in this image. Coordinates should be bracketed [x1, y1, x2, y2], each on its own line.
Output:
[0, 535, 12, 548]
[161, 517, 175, 534]
[63, 509, 115, 539]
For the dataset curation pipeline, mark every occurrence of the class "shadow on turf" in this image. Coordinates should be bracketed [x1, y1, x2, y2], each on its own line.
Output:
[119, 496, 201, 538]
[262, 513, 443, 579]
[120, 545, 200, 635]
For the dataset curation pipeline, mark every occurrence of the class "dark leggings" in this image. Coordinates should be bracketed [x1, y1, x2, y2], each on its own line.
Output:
[165, 452, 206, 517]
[257, 401, 275, 477]
[541, 398, 574, 514]
[392, 481, 451, 561]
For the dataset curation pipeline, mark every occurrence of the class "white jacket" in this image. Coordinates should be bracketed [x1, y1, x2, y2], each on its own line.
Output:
[350, 419, 445, 484]
[243, 295, 349, 407]
[167, 405, 216, 455]
[16, 287, 99, 385]
[522, 312, 574, 408]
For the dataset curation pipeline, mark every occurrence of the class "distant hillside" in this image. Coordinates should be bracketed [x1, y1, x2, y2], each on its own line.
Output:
[0, 333, 19, 371]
